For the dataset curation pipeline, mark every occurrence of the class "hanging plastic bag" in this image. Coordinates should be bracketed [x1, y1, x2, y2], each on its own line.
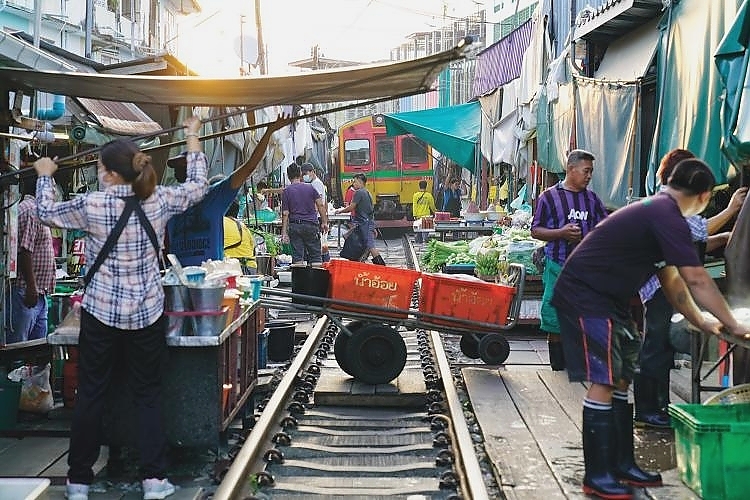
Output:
[321, 231, 331, 262]
[9, 363, 54, 413]
[510, 184, 527, 210]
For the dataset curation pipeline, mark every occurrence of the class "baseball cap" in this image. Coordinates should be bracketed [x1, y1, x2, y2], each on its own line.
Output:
[301, 162, 314, 173]
[167, 151, 187, 168]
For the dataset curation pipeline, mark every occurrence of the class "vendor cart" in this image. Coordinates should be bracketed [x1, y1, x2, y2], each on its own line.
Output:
[260, 263, 525, 385]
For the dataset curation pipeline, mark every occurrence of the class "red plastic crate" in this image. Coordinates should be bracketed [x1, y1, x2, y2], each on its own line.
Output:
[325, 259, 420, 318]
[419, 273, 515, 328]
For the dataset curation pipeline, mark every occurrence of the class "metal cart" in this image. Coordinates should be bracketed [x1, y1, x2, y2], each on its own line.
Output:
[259, 264, 526, 384]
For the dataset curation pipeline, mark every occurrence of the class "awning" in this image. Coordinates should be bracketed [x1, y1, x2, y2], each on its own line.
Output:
[384, 101, 481, 171]
[647, 0, 742, 191]
[716, 0, 750, 168]
[574, 0, 664, 43]
[473, 19, 533, 96]
[0, 39, 473, 107]
[0, 29, 77, 71]
[594, 16, 660, 80]
[74, 97, 163, 136]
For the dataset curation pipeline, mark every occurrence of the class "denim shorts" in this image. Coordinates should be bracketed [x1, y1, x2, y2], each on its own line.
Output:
[8, 286, 48, 343]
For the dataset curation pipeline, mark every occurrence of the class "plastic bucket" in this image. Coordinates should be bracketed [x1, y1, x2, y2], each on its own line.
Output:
[163, 284, 190, 312]
[266, 321, 295, 362]
[0, 377, 21, 430]
[291, 266, 330, 305]
[188, 284, 226, 311]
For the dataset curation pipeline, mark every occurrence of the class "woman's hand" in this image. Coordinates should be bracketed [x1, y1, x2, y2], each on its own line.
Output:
[34, 157, 58, 177]
[183, 115, 201, 136]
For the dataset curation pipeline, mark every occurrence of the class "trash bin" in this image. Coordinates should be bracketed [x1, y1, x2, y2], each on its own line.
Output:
[266, 321, 295, 362]
[0, 374, 21, 430]
[291, 266, 330, 305]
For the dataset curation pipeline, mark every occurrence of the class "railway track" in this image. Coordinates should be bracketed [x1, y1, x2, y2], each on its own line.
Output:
[213, 236, 491, 499]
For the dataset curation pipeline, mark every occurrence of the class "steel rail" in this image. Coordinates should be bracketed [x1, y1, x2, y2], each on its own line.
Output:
[212, 315, 329, 500]
[431, 329, 491, 500]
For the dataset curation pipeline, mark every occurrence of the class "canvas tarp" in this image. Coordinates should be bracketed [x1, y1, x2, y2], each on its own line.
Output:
[383, 101, 481, 172]
[716, 0, 750, 169]
[536, 75, 640, 209]
[0, 40, 472, 107]
[647, 0, 743, 192]
[574, 77, 640, 208]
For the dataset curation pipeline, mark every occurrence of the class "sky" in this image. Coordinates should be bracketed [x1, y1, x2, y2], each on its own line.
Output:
[177, 0, 484, 76]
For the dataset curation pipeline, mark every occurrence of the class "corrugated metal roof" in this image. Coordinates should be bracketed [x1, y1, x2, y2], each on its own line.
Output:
[75, 97, 162, 136]
[574, 0, 664, 42]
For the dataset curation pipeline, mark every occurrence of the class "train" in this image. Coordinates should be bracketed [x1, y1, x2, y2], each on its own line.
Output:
[333, 114, 433, 224]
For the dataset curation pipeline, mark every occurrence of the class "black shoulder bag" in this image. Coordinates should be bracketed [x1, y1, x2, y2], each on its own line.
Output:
[83, 196, 161, 287]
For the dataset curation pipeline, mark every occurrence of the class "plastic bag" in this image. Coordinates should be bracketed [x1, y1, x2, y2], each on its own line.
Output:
[9, 363, 54, 413]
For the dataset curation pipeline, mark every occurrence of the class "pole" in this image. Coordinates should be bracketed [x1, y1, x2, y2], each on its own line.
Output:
[33, 0, 41, 47]
[85, 0, 93, 58]
[255, 0, 266, 75]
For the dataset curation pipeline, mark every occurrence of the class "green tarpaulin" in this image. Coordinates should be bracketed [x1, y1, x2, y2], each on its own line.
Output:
[647, 0, 743, 192]
[716, 0, 750, 169]
[384, 101, 481, 172]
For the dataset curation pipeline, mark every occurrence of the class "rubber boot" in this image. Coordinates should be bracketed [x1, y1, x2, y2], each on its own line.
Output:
[582, 406, 633, 499]
[612, 400, 663, 487]
[371, 254, 386, 266]
[547, 333, 565, 371]
[633, 373, 670, 428]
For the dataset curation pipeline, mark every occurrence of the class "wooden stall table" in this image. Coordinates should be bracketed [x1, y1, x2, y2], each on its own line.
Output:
[47, 302, 264, 449]
[326, 213, 352, 248]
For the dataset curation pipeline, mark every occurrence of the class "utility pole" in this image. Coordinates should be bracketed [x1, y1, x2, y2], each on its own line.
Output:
[255, 0, 266, 74]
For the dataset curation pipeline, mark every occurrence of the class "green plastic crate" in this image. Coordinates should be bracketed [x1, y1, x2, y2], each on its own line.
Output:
[668, 402, 750, 500]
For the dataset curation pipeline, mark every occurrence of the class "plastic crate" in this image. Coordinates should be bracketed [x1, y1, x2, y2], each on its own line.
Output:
[419, 272, 515, 328]
[668, 402, 750, 500]
[325, 259, 419, 318]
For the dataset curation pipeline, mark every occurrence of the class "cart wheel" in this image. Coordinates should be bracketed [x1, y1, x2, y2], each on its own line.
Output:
[345, 324, 407, 384]
[459, 333, 482, 359]
[479, 333, 510, 365]
[334, 321, 369, 377]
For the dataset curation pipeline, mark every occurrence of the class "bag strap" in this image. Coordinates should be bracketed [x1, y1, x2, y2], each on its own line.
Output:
[84, 196, 138, 287]
[84, 197, 162, 287]
[132, 202, 163, 267]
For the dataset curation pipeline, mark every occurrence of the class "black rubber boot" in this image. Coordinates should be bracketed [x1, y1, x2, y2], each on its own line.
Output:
[548, 336, 565, 371]
[612, 400, 663, 487]
[633, 373, 671, 429]
[371, 255, 386, 266]
[582, 406, 633, 499]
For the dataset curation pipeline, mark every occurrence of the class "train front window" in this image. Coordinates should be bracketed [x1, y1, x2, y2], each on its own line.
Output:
[402, 136, 428, 164]
[344, 139, 370, 166]
[376, 139, 395, 167]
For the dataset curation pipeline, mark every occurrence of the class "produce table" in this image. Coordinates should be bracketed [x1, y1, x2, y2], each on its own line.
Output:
[47, 302, 263, 448]
[434, 221, 496, 241]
